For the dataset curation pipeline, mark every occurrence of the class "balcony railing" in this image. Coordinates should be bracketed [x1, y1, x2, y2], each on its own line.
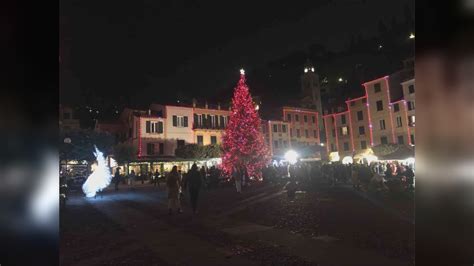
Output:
[192, 123, 227, 130]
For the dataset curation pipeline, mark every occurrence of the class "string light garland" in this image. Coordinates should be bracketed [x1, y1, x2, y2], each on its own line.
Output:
[221, 70, 270, 180]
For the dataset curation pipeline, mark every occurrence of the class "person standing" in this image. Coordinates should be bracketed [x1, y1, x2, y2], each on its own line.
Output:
[233, 166, 242, 193]
[186, 163, 202, 214]
[114, 169, 121, 191]
[153, 169, 160, 187]
[129, 170, 136, 190]
[166, 166, 182, 214]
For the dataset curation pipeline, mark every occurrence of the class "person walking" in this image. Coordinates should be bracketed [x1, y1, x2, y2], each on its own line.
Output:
[114, 169, 121, 191]
[166, 166, 182, 214]
[186, 163, 202, 214]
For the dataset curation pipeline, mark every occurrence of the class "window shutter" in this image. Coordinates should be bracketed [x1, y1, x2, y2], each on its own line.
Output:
[146, 121, 151, 133]
[172, 115, 177, 127]
[183, 116, 188, 127]
[158, 121, 163, 133]
[194, 114, 198, 127]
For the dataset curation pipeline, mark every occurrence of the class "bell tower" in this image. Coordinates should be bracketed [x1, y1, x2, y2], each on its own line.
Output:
[300, 59, 323, 130]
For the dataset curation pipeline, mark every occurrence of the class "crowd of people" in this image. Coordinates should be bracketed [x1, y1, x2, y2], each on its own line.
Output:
[107, 159, 414, 213]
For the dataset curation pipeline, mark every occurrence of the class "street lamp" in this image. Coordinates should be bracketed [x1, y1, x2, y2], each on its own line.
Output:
[409, 33, 415, 39]
[63, 138, 72, 176]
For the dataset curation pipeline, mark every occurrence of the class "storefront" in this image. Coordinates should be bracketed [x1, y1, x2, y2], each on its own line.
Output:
[122, 157, 222, 176]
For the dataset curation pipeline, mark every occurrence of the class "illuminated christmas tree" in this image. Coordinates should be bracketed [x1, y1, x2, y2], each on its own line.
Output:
[222, 69, 270, 180]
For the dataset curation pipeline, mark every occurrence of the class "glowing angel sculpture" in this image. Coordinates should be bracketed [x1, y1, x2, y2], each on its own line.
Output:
[82, 146, 112, 197]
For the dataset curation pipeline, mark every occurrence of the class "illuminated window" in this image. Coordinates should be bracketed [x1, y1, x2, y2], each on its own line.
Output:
[341, 126, 348, 135]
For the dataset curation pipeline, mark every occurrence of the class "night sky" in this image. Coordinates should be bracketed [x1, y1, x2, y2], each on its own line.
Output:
[60, 0, 414, 119]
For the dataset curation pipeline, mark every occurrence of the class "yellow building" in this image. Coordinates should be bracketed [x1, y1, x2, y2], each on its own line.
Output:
[192, 102, 231, 146]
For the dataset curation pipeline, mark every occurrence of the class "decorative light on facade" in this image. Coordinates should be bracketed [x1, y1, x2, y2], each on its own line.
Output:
[338, 77, 343, 82]
[311, 67, 314, 72]
[409, 33, 415, 39]
[304, 68, 308, 73]
[240, 68, 245, 75]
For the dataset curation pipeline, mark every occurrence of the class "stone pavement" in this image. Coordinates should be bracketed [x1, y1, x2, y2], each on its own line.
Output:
[63, 183, 412, 265]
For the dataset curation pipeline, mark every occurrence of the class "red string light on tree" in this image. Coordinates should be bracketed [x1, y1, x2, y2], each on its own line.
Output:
[221, 69, 270, 180]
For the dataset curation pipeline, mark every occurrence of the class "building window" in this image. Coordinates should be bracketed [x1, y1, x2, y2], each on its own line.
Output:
[290, 128, 293, 137]
[296, 129, 300, 137]
[398, 135, 404, 144]
[393, 103, 400, 112]
[410, 134, 415, 145]
[220, 116, 225, 128]
[331, 116, 335, 123]
[313, 130, 317, 138]
[341, 115, 346, 124]
[374, 83, 381, 93]
[407, 101, 415, 111]
[376, 100, 383, 111]
[282, 124, 287, 133]
[396, 116, 403, 127]
[408, 84, 415, 94]
[147, 143, 155, 155]
[211, 136, 217, 145]
[274, 140, 279, 148]
[287, 113, 291, 121]
[304, 115, 308, 123]
[332, 129, 335, 137]
[381, 136, 388, 144]
[343, 142, 349, 151]
[173, 115, 188, 127]
[358, 126, 365, 135]
[210, 115, 216, 128]
[159, 143, 164, 155]
[146, 121, 151, 133]
[305, 129, 309, 138]
[146, 121, 163, 133]
[351, 101, 355, 106]
[331, 143, 335, 152]
[273, 124, 278, 132]
[177, 139, 185, 148]
[362, 98, 367, 103]
[361, 140, 367, 149]
[409, 115, 415, 127]
[283, 140, 288, 148]
[295, 114, 299, 122]
[312, 116, 316, 123]
[197, 135, 203, 145]
[379, 119, 386, 130]
[357, 111, 363, 121]
[341, 126, 348, 136]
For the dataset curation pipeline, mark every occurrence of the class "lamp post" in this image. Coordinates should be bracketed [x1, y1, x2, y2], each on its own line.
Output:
[64, 137, 71, 177]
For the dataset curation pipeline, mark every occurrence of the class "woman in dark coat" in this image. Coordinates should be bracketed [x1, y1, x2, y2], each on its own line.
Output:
[166, 166, 182, 214]
[186, 163, 202, 214]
